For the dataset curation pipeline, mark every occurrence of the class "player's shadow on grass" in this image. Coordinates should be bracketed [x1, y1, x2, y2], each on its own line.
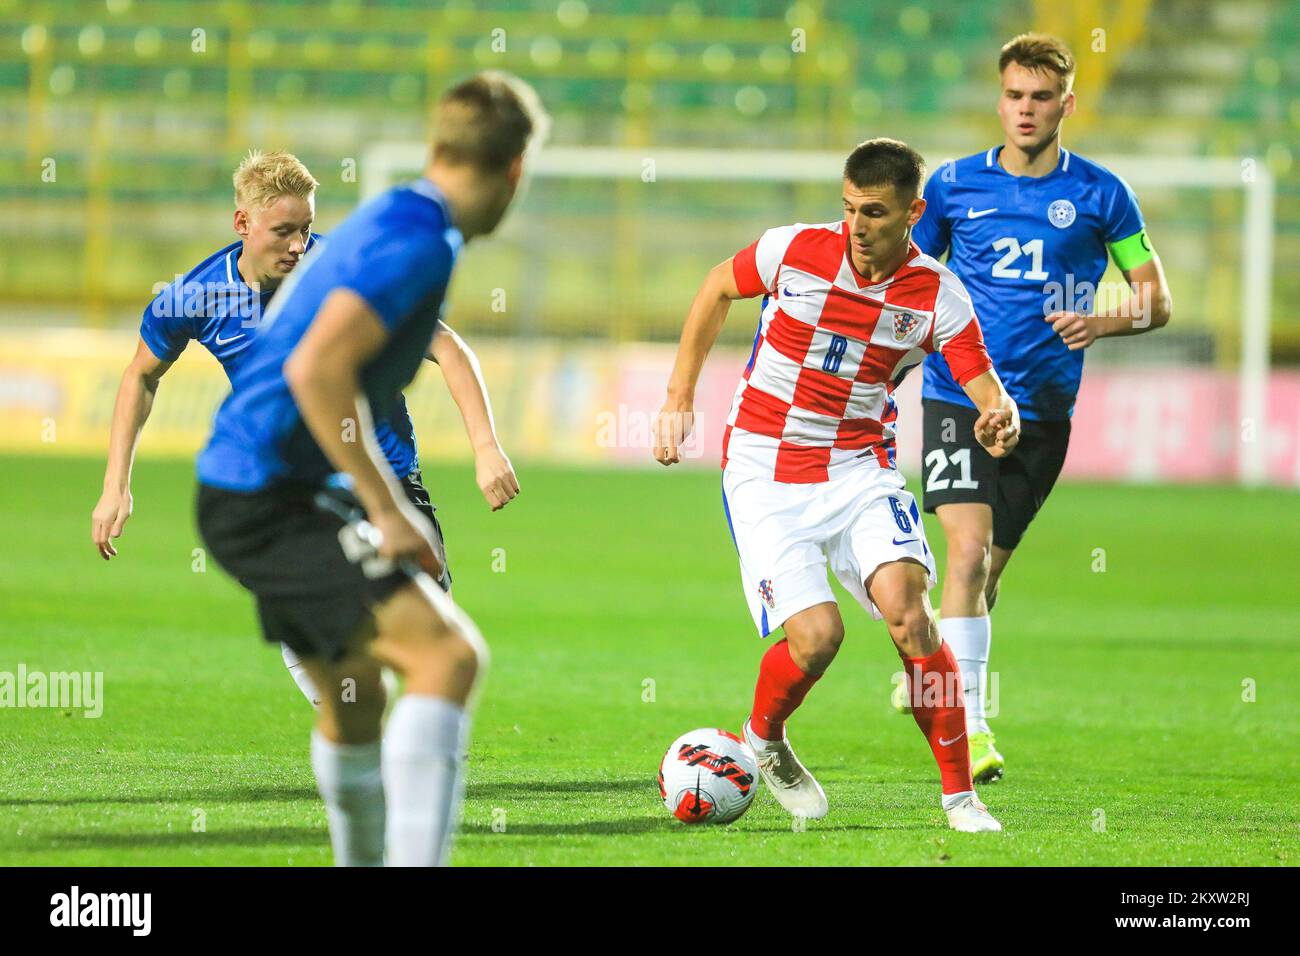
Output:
[25, 826, 323, 850]
[464, 777, 642, 799]
[459, 817, 666, 836]
[0, 785, 318, 807]
[458, 818, 915, 835]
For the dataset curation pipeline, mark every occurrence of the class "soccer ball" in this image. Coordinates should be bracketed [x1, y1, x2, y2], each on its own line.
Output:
[658, 728, 760, 824]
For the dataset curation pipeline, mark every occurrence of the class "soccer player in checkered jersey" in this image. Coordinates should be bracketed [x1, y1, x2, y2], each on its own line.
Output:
[655, 139, 1020, 832]
[899, 34, 1173, 783]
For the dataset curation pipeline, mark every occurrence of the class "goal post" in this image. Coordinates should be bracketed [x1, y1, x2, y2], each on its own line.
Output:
[361, 144, 1275, 486]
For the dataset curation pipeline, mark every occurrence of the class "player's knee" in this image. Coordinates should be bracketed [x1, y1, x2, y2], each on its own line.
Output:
[784, 615, 844, 674]
[420, 604, 484, 680]
[442, 632, 482, 685]
[373, 585, 487, 699]
[889, 603, 930, 638]
[946, 533, 992, 587]
[880, 599, 934, 651]
[399, 633, 480, 701]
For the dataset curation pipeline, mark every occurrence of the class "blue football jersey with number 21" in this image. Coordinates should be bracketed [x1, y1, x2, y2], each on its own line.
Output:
[913, 146, 1149, 421]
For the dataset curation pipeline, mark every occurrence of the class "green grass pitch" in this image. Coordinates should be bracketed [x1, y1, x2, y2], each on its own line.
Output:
[1, 453, 1295, 866]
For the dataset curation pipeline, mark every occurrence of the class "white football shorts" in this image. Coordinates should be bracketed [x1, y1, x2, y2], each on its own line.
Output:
[721, 465, 936, 637]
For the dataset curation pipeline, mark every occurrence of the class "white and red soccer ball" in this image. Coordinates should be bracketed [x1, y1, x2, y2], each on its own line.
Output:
[658, 728, 760, 824]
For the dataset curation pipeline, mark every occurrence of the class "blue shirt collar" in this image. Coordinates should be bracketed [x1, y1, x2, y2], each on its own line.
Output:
[986, 144, 1071, 181]
[411, 176, 452, 218]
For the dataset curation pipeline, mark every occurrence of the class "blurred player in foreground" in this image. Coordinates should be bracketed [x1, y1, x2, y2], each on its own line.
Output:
[194, 72, 547, 865]
[901, 34, 1173, 781]
[92, 150, 519, 707]
[655, 139, 1018, 832]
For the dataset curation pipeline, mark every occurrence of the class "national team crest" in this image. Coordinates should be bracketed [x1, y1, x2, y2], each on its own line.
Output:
[757, 578, 776, 610]
[1048, 199, 1076, 228]
[891, 310, 920, 343]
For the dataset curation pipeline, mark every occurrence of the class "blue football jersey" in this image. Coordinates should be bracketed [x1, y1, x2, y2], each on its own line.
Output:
[143, 234, 420, 480]
[141, 235, 322, 376]
[913, 146, 1145, 420]
[196, 178, 461, 492]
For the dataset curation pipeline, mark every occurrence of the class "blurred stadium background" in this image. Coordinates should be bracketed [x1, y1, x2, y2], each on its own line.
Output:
[3, 0, 1299, 870]
[2, 0, 1298, 485]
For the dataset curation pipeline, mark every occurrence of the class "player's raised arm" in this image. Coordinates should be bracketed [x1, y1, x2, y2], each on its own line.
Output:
[1120, 254, 1173, 331]
[92, 339, 173, 559]
[428, 322, 519, 511]
[1046, 168, 1173, 351]
[654, 256, 748, 466]
[1046, 251, 1173, 351]
[283, 288, 442, 575]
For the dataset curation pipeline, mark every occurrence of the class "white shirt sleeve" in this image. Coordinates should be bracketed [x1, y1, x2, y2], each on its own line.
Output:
[931, 270, 978, 352]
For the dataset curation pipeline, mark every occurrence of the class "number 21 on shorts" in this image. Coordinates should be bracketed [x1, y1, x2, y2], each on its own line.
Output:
[925, 448, 980, 492]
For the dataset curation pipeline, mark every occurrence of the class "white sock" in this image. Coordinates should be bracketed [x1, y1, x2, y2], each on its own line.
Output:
[282, 643, 321, 708]
[382, 694, 469, 867]
[744, 719, 778, 749]
[939, 616, 991, 735]
[309, 731, 385, 867]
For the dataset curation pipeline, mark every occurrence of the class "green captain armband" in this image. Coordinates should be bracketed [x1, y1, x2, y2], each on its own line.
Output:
[1107, 229, 1155, 271]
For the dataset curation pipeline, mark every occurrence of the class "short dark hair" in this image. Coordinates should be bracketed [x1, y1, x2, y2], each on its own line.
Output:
[432, 71, 550, 172]
[842, 138, 925, 199]
[999, 33, 1076, 93]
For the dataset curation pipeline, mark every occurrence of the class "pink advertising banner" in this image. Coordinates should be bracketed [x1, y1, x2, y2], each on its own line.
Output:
[614, 346, 1300, 488]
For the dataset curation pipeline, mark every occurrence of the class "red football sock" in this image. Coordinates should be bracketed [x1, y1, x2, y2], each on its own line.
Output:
[749, 639, 821, 741]
[902, 642, 973, 795]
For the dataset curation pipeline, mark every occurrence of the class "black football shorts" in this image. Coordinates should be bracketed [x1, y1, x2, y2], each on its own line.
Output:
[196, 470, 451, 661]
[920, 399, 1071, 551]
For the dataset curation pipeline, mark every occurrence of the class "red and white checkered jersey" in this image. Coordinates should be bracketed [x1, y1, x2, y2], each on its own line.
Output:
[722, 219, 992, 483]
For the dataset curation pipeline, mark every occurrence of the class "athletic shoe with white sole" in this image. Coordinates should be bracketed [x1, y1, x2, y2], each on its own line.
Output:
[944, 794, 1002, 832]
[742, 719, 829, 820]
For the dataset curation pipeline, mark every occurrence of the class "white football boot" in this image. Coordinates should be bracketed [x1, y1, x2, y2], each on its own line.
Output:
[944, 793, 1003, 832]
[743, 719, 829, 820]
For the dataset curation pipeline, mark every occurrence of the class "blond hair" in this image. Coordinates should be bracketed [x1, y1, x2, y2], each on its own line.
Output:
[431, 71, 550, 172]
[999, 33, 1076, 93]
[233, 149, 319, 213]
